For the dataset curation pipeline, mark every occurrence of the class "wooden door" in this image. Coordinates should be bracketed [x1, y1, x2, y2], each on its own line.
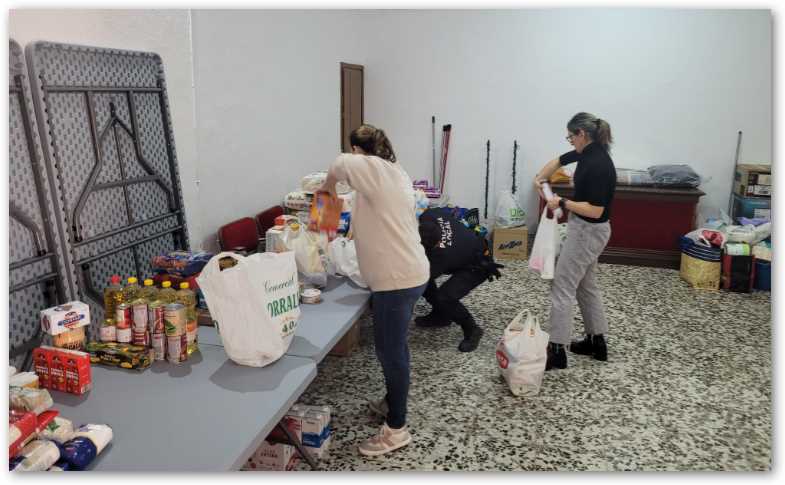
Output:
[340, 63, 364, 152]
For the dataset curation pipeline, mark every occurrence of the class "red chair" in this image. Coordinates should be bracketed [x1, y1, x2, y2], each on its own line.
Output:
[255, 205, 285, 235]
[217, 217, 260, 254]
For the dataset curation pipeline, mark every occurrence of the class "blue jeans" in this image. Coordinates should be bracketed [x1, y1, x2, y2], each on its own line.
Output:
[371, 283, 427, 429]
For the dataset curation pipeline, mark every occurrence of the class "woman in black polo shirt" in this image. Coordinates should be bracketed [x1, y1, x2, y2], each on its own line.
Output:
[533, 112, 616, 370]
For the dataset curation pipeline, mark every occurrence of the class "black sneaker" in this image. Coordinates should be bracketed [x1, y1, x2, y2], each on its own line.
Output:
[415, 313, 451, 328]
[569, 334, 607, 361]
[545, 343, 567, 370]
[458, 326, 484, 352]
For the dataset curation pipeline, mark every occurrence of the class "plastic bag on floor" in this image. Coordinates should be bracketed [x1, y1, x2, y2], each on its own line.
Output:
[528, 208, 558, 279]
[197, 252, 300, 367]
[495, 310, 549, 397]
[495, 190, 526, 228]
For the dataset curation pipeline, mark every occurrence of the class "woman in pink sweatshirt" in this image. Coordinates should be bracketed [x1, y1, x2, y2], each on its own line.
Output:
[322, 124, 429, 457]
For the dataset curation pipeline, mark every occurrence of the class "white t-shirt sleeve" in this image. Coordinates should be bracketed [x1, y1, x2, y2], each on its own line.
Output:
[328, 154, 380, 199]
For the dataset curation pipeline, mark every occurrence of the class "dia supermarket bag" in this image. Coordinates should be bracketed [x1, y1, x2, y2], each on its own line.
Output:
[197, 252, 300, 367]
[528, 207, 558, 279]
[495, 310, 549, 397]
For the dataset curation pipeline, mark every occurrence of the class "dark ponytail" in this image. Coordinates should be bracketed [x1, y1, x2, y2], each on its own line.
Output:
[567, 112, 613, 152]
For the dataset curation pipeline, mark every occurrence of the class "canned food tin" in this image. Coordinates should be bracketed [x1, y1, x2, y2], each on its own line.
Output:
[116, 327, 132, 343]
[132, 302, 148, 332]
[151, 333, 166, 361]
[115, 304, 132, 329]
[301, 288, 322, 304]
[132, 330, 148, 347]
[164, 304, 186, 336]
[166, 334, 187, 364]
[148, 302, 165, 334]
[99, 324, 116, 343]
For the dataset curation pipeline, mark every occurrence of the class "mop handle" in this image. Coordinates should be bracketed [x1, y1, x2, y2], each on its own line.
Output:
[541, 182, 563, 219]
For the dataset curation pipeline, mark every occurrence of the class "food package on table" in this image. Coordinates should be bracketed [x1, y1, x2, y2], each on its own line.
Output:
[151, 250, 213, 278]
[9, 372, 39, 389]
[10, 387, 53, 415]
[85, 341, 153, 371]
[9, 410, 38, 458]
[52, 326, 86, 351]
[12, 439, 62, 472]
[40, 301, 90, 336]
[38, 414, 75, 444]
[283, 191, 313, 211]
[301, 171, 351, 194]
[274, 214, 300, 227]
[265, 226, 288, 253]
[59, 424, 114, 471]
[33, 346, 92, 395]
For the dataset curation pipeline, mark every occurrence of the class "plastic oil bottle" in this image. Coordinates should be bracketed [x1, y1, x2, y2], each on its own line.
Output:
[157, 280, 177, 304]
[176, 282, 198, 355]
[122, 277, 141, 306]
[103, 274, 124, 318]
[140, 278, 159, 303]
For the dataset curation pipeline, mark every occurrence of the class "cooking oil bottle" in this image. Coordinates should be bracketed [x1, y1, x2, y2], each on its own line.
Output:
[176, 282, 198, 355]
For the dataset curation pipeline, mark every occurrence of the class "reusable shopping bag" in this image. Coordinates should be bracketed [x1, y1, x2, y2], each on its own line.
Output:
[495, 310, 549, 397]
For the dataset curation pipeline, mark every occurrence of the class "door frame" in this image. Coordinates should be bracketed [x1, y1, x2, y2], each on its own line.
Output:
[340, 62, 364, 152]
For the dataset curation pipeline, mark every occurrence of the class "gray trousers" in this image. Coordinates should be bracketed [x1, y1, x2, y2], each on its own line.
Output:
[548, 214, 611, 345]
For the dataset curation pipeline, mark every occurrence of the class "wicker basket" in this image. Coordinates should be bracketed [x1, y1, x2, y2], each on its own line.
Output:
[680, 252, 721, 290]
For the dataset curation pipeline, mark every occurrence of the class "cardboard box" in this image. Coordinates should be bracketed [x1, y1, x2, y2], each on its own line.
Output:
[492, 225, 528, 261]
[249, 441, 298, 471]
[329, 320, 360, 357]
[733, 164, 771, 198]
[40, 301, 90, 336]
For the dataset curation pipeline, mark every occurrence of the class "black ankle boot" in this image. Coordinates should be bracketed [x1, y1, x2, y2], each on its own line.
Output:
[545, 343, 567, 370]
[415, 312, 451, 328]
[569, 334, 607, 361]
[458, 326, 484, 352]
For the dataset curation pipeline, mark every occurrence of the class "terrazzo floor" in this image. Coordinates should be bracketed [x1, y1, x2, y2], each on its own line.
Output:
[290, 260, 771, 471]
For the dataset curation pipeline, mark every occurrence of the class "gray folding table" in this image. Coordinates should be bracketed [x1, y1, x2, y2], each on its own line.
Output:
[49, 345, 316, 471]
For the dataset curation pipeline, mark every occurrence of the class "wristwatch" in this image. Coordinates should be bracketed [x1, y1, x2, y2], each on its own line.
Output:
[558, 198, 567, 210]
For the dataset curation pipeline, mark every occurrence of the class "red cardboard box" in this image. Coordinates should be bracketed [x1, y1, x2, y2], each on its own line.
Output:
[33, 346, 92, 395]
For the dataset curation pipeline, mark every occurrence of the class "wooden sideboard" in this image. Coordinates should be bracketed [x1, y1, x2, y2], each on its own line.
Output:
[538, 183, 706, 269]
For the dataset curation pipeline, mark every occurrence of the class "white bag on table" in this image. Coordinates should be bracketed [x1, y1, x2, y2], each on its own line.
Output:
[327, 237, 368, 288]
[197, 252, 300, 367]
[528, 207, 559, 279]
[280, 225, 329, 288]
[495, 310, 549, 397]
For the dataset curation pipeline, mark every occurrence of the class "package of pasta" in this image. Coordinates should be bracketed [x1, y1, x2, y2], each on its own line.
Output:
[10, 387, 54, 415]
[38, 414, 74, 444]
[13, 439, 63, 472]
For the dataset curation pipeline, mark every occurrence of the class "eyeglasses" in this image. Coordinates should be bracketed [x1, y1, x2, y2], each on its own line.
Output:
[565, 134, 575, 142]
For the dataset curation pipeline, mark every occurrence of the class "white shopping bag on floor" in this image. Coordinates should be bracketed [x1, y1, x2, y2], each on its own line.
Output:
[197, 252, 300, 367]
[327, 237, 368, 288]
[495, 310, 549, 397]
[528, 207, 558, 279]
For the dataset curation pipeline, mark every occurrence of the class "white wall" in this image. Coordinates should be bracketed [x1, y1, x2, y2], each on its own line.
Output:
[362, 9, 772, 228]
[8, 9, 202, 244]
[191, 10, 371, 251]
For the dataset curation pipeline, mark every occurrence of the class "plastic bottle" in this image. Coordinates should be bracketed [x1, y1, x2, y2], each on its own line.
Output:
[176, 282, 198, 355]
[140, 278, 159, 303]
[103, 275, 123, 319]
[157, 281, 177, 305]
[122, 277, 141, 305]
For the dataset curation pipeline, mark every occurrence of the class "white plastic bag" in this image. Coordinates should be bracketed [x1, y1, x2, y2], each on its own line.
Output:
[197, 252, 300, 367]
[327, 237, 368, 288]
[528, 208, 558, 279]
[280, 226, 329, 288]
[494, 190, 526, 228]
[495, 310, 549, 397]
